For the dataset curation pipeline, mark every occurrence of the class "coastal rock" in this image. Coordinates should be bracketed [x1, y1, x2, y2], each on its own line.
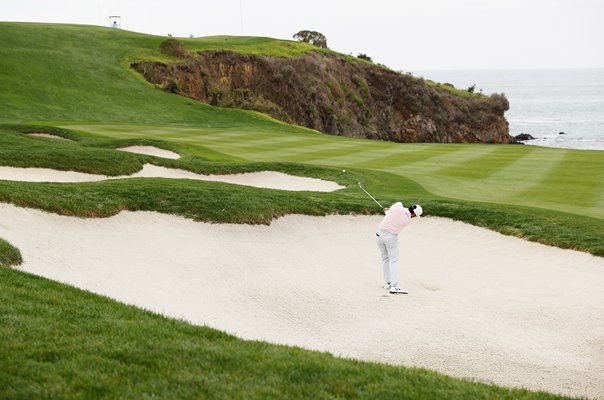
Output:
[515, 133, 535, 141]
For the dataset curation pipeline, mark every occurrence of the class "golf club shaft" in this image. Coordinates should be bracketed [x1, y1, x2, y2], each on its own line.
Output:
[358, 182, 383, 208]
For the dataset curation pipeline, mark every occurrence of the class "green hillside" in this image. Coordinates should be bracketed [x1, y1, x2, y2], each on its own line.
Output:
[0, 22, 600, 399]
[0, 22, 316, 134]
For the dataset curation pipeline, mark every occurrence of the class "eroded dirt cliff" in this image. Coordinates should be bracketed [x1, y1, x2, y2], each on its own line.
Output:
[132, 40, 512, 143]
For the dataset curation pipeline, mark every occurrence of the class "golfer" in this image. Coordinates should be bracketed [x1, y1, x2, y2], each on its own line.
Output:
[376, 202, 422, 294]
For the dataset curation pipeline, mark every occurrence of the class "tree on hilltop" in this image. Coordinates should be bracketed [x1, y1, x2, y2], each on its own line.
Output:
[293, 30, 328, 48]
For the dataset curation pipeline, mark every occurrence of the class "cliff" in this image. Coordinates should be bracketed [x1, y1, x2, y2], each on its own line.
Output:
[132, 40, 512, 143]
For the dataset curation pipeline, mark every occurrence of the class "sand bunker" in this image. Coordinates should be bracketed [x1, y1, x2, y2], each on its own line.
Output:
[0, 164, 343, 192]
[27, 133, 71, 141]
[0, 202, 602, 399]
[116, 146, 181, 159]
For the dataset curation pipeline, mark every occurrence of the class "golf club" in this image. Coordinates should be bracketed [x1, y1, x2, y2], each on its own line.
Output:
[357, 182, 383, 208]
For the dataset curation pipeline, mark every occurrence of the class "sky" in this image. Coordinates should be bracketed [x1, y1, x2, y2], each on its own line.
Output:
[3, 0, 604, 71]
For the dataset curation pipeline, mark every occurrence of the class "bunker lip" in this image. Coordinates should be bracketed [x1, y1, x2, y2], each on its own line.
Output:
[0, 164, 344, 192]
[116, 145, 181, 160]
[27, 133, 72, 141]
[1, 202, 602, 400]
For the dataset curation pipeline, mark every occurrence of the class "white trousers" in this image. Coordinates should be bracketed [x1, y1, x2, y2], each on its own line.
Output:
[376, 228, 400, 287]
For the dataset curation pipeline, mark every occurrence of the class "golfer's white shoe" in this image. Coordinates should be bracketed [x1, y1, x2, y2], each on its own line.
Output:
[383, 282, 391, 290]
[389, 286, 408, 294]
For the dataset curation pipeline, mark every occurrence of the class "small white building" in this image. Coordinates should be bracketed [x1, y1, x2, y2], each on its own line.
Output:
[109, 16, 121, 29]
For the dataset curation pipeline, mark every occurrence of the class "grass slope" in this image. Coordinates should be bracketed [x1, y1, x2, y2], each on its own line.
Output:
[0, 22, 314, 136]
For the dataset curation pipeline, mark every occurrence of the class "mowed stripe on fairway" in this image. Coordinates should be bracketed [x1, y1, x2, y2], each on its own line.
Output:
[209, 137, 314, 152]
[481, 147, 567, 195]
[306, 146, 413, 166]
[397, 145, 497, 174]
[349, 144, 466, 169]
[520, 150, 604, 207]
[198, 134, 383, 162]
[433, 146, 535, 180]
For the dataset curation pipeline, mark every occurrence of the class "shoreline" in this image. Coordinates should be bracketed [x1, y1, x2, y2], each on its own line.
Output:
[519, 136, 604, 151]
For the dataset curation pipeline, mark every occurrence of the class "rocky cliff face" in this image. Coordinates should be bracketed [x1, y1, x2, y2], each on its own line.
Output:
[132, 42, 512, 143]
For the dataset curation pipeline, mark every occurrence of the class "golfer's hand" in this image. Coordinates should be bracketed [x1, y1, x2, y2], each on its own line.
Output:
[383, 207, 389, 213]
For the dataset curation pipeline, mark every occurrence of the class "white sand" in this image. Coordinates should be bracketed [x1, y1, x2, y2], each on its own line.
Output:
[0, 164, 344, 192]
[116, 145, 181, 159]
[27, 133, 72, 141]
[0, 202, 602, 399]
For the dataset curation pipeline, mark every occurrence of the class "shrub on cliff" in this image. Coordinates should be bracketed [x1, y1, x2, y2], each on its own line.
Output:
[160, 38, 188, 58]
[164, 79, 180, 94]
[487, 93, 510, 114]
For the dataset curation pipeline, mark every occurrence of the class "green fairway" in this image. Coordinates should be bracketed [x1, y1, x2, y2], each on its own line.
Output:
[0, 21, 601, 399]
[60, 122, 604, 220]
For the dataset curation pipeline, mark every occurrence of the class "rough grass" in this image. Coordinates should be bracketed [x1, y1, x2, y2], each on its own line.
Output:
[425, 79, 484, 99]
[181, 35, 332, 58]
[0, 239, 22, 266]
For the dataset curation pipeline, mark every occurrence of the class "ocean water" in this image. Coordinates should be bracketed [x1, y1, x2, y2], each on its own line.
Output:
[412, 68, 604, 150]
